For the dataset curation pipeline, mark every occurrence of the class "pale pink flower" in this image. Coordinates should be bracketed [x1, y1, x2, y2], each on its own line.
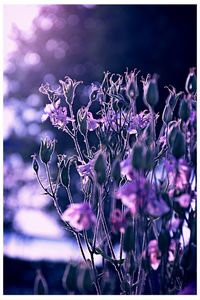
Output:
[177, 193, 191, 208]
[62, 203, 96, 231]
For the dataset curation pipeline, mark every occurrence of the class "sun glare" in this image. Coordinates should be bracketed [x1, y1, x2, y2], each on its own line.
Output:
[3, 5, 40, 63]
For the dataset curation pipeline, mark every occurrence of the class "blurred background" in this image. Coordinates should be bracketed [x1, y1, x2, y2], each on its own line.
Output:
[3, 4, 196, 294]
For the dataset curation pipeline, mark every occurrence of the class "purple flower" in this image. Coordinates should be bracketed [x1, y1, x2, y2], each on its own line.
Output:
[176, 193, 191, 208]
[120, 155, 134, 181]
[111, 209, 126, 234]
[42, 99, 74, 129]
[87, 112, 100, 131]
[62, 203, 96, 231]
[77, 159, 95, 185]
[116, 177, 169, 217]
[167, 158, 191, 197]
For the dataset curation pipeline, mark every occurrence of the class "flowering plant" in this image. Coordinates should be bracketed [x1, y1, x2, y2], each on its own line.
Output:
[32, 67, 196, 295]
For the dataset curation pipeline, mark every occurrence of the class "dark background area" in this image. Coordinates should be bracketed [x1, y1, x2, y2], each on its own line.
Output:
[4, 4, 197, 295]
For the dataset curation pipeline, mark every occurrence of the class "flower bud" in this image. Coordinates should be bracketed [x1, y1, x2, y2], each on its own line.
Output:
[77, 107, 88, 137]
[171, 130, 186, 159]
[165, 85, 181, 111]
[60, 160, 71, 188]
[162, 104, 172, 125]
[62, 262, 77, 291]
[168, 121, 179, 148]
[144, 147, 154, 171]
[39, 138, 55, 164]
[94, 152, 107, 185]
[111, 159, 121, 185]
[143, 74, 159, 108]
[185, 67, 196, 95]
[32, 155, 39, 174]
[77, 261, 94, 294]
[132, 143, 144, 170]
[59, 76, 82, 105]
[125, 68, 140, 100]
[89, 84, 99, 102]
[178, 98, 191, 122]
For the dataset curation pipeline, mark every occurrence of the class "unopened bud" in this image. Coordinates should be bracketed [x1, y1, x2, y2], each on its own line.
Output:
[94, 152, 107, 185]
[111, 159, 121, 185]
[132, 143, 144, 170]
[60, 160, 70, 188]
[143, 74, 159, 108]
[59, 76, 82, 105]
[32, 155, 39, 174]
[162, 104, 172, 125]
[171, 130, 186, 159]
[39, 138, 55, 164]
[185, 67, 196, 95]
[178, 98, 191, 122]
[77, 107, 88, 137]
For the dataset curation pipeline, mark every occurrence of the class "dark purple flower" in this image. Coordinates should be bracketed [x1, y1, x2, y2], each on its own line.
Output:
[62, 203, 96, 231]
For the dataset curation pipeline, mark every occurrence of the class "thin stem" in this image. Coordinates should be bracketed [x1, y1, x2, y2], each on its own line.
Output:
[45, 163, 54, 196]
[66, 186, 73, 203]
[75, 233, 87, 262]
[84, 134, 92, 159]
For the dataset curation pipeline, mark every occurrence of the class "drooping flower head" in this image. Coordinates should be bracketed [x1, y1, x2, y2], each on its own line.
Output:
[62, 203, 96, 231]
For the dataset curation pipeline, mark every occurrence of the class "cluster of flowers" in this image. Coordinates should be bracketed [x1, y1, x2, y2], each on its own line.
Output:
[33, 67, 196, 295]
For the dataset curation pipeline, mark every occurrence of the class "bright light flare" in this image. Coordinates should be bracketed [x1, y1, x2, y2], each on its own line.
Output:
[3, 5, 40, 63]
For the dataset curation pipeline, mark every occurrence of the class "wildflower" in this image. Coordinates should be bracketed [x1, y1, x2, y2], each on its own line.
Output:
[59, 76, 82, 105]
[185, 67, 196, 95]
[176, 193, 191, 208]
[142, 74, 159, 108]
[62, 203, 96, 231]
[167, 158, 191, 197]
[111, 209, 126, 234]
[42, 99, 74, 129]
[87, 112, 100, 131]
[120, 155, 134, 181]
[178, 98, 191, 122]
[125, 68, 140, 100]
[77, 159, 95, 185]
[116, 177, 169, 217]
[39, 83, 61, 102]
[39, 138, 56, 164]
